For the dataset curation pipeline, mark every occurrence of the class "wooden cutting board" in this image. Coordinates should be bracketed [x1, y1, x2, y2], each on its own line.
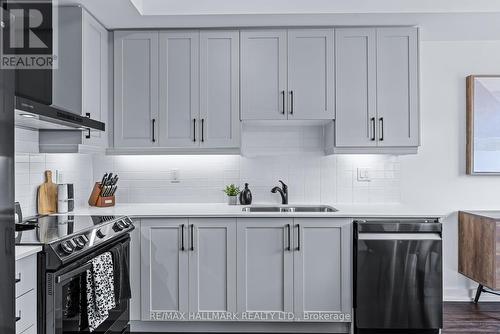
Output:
[38, 170, 58, 214]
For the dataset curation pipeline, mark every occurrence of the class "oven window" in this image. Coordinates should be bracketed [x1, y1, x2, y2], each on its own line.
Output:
[60, 272, 128, 333]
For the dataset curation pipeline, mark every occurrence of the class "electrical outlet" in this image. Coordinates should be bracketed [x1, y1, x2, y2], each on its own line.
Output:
[357, 168, 371, 182]
[171, 169, 180, 183]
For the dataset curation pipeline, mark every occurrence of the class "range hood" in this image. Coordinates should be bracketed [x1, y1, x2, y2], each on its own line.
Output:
[15, 96, 105, 132]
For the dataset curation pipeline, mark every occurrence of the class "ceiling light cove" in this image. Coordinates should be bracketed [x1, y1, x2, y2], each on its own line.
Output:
[129, 0, 500, 16]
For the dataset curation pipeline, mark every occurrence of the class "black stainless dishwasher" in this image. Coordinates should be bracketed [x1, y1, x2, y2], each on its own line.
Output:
[354, 219, 442, 334]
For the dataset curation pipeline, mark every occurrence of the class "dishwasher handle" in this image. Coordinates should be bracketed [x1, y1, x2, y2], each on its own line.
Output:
[358, 233, 441, 241]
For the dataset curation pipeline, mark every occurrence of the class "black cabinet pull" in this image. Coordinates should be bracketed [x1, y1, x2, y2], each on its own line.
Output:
[281, 90, 285, 114]
[370, 117, 376, 141]
[15, 316, 20, 322]
[193, 119, 196, 142]
[181, 224, 185, 251]
[85, 113, 91, 139]
[152, 119, 156, 143]
[290, 91, 294, 115]
[190, 224, 194, 251]
[286, 224, 291, 251]
[379, 117, 384, 141]
[296, 224, 301, 251]
[201, 119, 205, 143]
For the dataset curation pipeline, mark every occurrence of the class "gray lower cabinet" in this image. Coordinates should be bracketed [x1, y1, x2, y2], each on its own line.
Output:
[236, 218, 294, 315]
[237, 218, 351, 322]
[140, 217, 351, 323]
[15, 254, 38, 334]
[141, 218, 237, 320]
[293, 219, 352, 321]
[332, 27, 419, 154]
[114, 31, 159, 148]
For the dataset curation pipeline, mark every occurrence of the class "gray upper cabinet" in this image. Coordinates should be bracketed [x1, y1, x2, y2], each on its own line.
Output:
[293, 219, 352, 320]
[114, 31, 159, 148]
[81, 11, 109, 147]
[241, 29, 334, 121]
[334, 28, 377, 147]
[287, 29, 334, 120]
[237, 218, 294, 314]
[141, 219, 189, 320]
[376, 27, 419, 147]
[200, 31, 240, 148]
[40, 6, 109, 153]
[159, 31, 199, 148]
[333, 27, 419, 153]
[113, 30, 239, 152]
[240, 30, 287, 120]
[188, 218, 237, 314]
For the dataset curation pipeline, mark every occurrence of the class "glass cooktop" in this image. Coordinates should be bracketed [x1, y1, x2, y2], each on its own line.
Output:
[15, 215, 120, 245]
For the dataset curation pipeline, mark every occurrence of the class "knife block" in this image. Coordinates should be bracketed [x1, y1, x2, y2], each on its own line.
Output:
[88, 182, 116, 207]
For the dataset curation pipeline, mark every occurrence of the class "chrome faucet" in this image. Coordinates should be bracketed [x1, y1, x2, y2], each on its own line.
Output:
[271, 180, 288, 205]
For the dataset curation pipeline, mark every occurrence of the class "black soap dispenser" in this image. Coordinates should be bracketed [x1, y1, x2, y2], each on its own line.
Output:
[239, 183, 253, 205]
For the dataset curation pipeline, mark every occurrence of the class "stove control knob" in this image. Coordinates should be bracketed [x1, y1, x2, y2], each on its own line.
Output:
[113, 222, 124, 232]
[73, 236, 85, 249]
[59, 241, 74, 255]
[122, 220, 130, 228]
[81, 235, 89, 243]
[96, 229, 106, 239]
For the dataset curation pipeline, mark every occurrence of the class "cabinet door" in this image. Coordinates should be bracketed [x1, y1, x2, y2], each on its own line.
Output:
[188, 219, 237, 314]
[82, 11, 108, 147]
[237, 218, 294, 315]
[141, 219, 188, 320]
[159, 31, 200, 147]
[114, 31, 159, 148]
[199, 31, 240, 148]
[293, 219, 352, 321]
[240, 30, 287, 120]
[287, 29, 334, 120]
[376, 27, 419, 147]
[335, 28, 377, 147]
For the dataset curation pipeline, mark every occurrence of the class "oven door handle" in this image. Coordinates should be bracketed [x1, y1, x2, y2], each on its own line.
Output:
[56, 262, 93, 284]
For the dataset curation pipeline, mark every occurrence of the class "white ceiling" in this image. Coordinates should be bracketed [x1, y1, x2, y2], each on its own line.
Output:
[57, 0, 500, 41]
[130, 0, 500, 15]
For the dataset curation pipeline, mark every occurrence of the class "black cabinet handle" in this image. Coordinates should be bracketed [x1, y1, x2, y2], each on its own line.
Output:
[290, 91, 294, 115]
[296, 224, 301, 251]
[15, 276, 21, 284]
[201, 119, 205, 143]
[370, 117, 376, 141]
[281, 90, 285, 114]
[15, 311, 21, 322]
[379, 117, 384, 141]
[190, 224, 194, 251]
[85, 113, 91, 139]
[152, 119, 156, 143]
[193, 119, 196, 142]
[181, 224, 185, 251]
[286, 224, 291, 251]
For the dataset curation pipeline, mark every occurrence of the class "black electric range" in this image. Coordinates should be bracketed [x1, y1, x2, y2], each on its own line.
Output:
[16, 214, 134, 270]
[15, 214, 134, 334]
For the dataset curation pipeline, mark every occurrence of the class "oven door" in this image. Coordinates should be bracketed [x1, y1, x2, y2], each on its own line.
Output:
[45, 236, 130, 334]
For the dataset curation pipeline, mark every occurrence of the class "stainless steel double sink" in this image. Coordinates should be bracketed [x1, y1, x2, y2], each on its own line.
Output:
[241, 205, 337, 213]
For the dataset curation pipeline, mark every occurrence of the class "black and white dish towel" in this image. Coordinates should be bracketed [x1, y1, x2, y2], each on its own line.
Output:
[86, 252, 116, 332]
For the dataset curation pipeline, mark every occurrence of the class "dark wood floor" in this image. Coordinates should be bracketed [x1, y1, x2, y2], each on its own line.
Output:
[443, 302, 500, 333]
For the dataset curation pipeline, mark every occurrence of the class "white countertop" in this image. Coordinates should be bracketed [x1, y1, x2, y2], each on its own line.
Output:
[69, 203, 448, 219]
[15, 245, 42, 261]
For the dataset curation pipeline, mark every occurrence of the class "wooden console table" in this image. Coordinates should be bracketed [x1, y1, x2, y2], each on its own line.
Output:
[459, 211, 500, 302]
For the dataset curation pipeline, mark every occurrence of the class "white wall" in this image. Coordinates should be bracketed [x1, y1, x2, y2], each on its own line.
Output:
[15, 128, 94, 217]
[91, 153, 400, 205]
[399, 40, 500, 300]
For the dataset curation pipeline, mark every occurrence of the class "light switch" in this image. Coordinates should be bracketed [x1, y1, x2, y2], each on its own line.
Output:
[357, 168, 371, 182]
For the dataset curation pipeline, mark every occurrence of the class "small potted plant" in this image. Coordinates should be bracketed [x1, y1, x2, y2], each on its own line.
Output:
[223, 184, 240, 205]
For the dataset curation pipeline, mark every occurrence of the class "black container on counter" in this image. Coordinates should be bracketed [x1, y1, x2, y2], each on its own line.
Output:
[239, 183, 253, 205]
